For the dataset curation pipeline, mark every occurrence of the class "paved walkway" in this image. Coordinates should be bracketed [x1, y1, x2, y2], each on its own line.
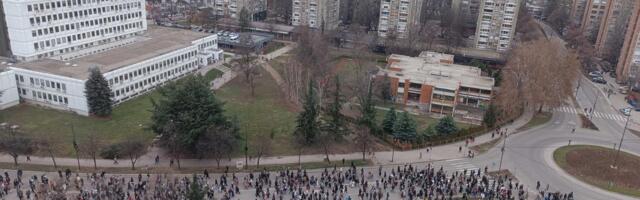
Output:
[0, 109, 534, 170]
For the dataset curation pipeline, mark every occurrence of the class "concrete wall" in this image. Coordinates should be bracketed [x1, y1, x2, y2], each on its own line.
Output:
[0, 70, 19, 109]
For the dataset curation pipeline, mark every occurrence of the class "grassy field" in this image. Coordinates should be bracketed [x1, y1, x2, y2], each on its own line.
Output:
[263, 42, 286, 54]
[215, 67, 299, 156]
[203, 68, 223, 83]
[517, 112, 552, 131]
[554, 145, 640, 198]
[0, 91, 159, 157]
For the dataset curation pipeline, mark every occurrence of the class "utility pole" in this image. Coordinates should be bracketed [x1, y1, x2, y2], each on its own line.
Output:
[590, 93, 599, 119]
[391, 145, 395, 163]
[612, 113, 631, 169]
[498, 133, 508, 171]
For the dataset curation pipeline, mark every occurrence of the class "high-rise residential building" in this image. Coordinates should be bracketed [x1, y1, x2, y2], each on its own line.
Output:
[616, 1, 640, 82]
[474, 0, 521, 52]
[524, 0, 548, 19]
[292, 0, 340, 30]
[377, 0, 425, 38]
[594, 0, 636, 57]
[3, 0, 148, 62]
[0, 0, 223, 115]
[580, 0, 609, 41]
[207, 0, 267, 20]
[570, 0, 588, 26]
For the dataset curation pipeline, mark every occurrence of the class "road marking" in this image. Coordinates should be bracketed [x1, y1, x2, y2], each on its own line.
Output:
[554, 106, 626, 122]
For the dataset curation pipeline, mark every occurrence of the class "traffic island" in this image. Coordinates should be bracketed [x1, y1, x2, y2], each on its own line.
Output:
[553, 145, 640, 197]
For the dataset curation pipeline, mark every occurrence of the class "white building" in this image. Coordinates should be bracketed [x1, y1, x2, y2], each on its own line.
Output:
[474, 0, 521, 52]
[292, 0, 340, 30]
[207, 0, 266, 19]
[524, 0, 547, 19]
[0, 67, 19, 110]
[377, 0, 424, 38]
[4, 25, 222, 116]
[2, 0, 147, 62]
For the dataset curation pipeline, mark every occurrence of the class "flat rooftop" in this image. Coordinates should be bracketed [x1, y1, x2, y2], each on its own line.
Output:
[384, 53, 495, 90]
[11, 25, 212, 80]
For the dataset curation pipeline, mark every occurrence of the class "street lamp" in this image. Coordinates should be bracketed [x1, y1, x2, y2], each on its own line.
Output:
[611, 108, 632, 169]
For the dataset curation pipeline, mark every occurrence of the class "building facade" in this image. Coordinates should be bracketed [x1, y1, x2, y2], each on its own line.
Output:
[616, 1, 640, 82]
[5, 26, 222, 115]
[594, 0, 636, 57]
[474, 0, 521, 52]
[377, 0, 424, 38]
[570, 0, 588, 26]
[2, 0, 148, 62]
[0, 67, 19, 110]
[579, 0, 609, 41]
[377, 51, 494, 123]
[207, 0, 266, 20]
[524, 0, 547, 19]
[292, 0, 340, 30]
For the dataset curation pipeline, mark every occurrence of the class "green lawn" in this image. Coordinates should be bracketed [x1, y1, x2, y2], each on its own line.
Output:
[517, 112, 552, 131]
[0, 91, 158, 157]
[215, 67, 298, 156]
[203, 68, 223, 83]
[263, 42, 286, 54]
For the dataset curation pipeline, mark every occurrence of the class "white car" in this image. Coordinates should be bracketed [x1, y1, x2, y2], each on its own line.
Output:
[620, 108, 631, 116]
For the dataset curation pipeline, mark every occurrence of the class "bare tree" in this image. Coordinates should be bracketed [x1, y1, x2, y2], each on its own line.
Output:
[80, 130, 103, 170]
[497, 38, 580, 116]
[196, 125, 236, 168]
[38, 134, 60, 168]
[251, 130, 273, 168]
[0, 126, 33, 166]
[352, 0, 381, 30]
[119, 140, 146, 170]
[354, 125, 373, 160]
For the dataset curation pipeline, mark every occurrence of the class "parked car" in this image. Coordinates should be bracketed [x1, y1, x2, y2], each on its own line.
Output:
[620, 108, 631, 116]
[589, 71, 603, 78]
[592, 77, 607, 84]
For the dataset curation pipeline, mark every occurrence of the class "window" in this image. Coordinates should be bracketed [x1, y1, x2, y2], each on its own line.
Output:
[64, 97, 68, 104]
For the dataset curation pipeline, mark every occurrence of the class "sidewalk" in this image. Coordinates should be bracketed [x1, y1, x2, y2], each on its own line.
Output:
[0, 109, 535, 170]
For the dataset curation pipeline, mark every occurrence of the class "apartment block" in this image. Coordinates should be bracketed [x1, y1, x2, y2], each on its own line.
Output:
[474, 0, 521, 52]
[524, 0, 547, 19]
[595, 0, 636, 57]
[580, 0, 609, 41]
[377, 0, 424, 38]
[616, 1, 640, 82]
[451, 0, 481, 29]
[3, 0, 148, 62]
[571, 0, 588, 25]
[207, 0, 267, 19]
[292, 0, 340, 30]
[377, 51, 495, 123]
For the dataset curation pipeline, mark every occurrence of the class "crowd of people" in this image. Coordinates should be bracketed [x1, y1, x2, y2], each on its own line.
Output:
[0, 164, 574, 200]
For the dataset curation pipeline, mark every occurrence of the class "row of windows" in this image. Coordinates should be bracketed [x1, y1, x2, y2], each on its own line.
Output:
[113, 61, 198, 97]
[108, 50, 198, 86]
[15, 74, 68, 92]
[18, 87, 69, 105]
[27, 0, 140, 14]
[31, 11, 143, 37]
[34, 32, 138, 60]
[28, 2, 141, 29]
[34, 21, 143, 51]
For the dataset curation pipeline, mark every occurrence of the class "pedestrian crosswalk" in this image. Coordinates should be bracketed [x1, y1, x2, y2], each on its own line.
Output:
[447, 159, 479, 173]
[554, 106, 627, 121]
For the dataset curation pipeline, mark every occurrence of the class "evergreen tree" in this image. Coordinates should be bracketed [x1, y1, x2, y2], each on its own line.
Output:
[151, 75, 231, 153]
[382, 107, 397, 135]
[392, 112, 417, 142]
[380, 74, 392, 104]
[324, 76, 346, 140]
[238, 7, 251, 32]
[294, 80, 320, 145]
[187, 175, 204, 200]
[483, 104, 498, 128]
[85, 67, 113, 117]
[436, 115, 458, 135]
[422, 125, 436, 137]
[359, 80, 378, 134]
